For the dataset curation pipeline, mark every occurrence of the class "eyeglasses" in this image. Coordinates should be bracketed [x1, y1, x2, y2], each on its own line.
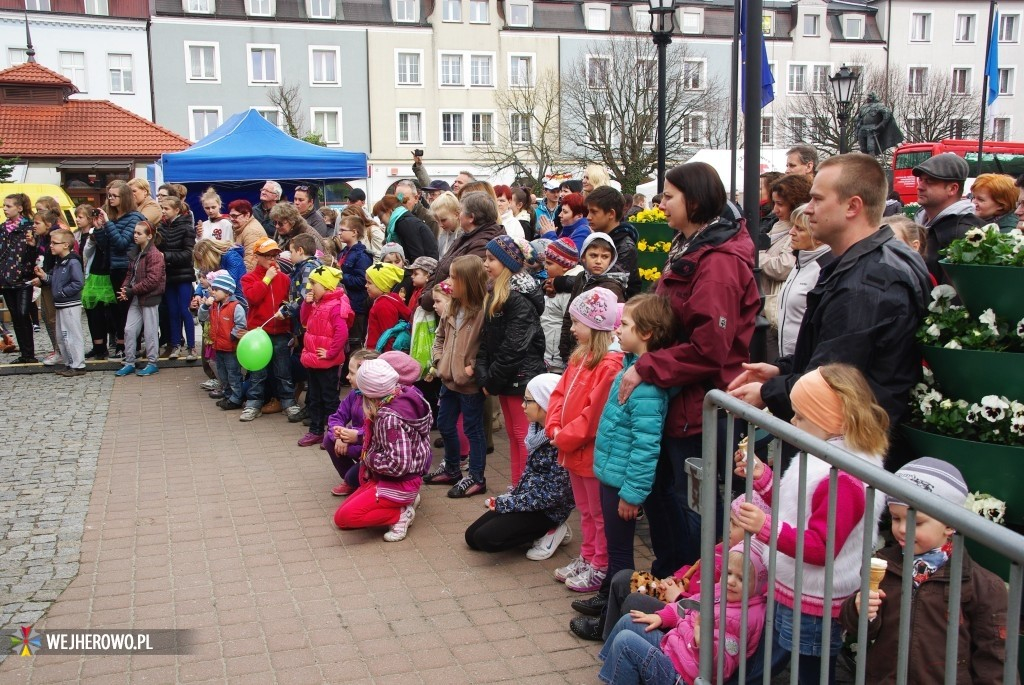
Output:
[521, 398, 537, 407]
[50, 241, 68, 246]
[107, 194, 120, 199]
[229, 212, 242, 219]
[337, 226, 355, 233]
[273, 220, 287, 226]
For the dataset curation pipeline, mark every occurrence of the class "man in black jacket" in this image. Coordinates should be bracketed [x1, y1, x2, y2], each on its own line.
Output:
[728, 153, 930, 449]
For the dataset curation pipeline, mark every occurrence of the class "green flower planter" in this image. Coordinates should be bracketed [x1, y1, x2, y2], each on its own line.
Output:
[635, 221, 673, 273]
[941, 261, 1024, 323]
[903, 426, 1024, 526]
[921, 346, 1024, 400]
[965, 523, 1024, 583]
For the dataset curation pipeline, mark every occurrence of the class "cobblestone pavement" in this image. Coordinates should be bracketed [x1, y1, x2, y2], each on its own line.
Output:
[0, 366, 653, 683]
[0, 370, 114, 659]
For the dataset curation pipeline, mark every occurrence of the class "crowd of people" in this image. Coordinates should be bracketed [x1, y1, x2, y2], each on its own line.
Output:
[0, 145, 1016, 683]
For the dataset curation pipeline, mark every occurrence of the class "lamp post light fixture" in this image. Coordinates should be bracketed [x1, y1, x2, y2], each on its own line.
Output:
[829, 65, 860, 154]
[648, 0, 677, 192]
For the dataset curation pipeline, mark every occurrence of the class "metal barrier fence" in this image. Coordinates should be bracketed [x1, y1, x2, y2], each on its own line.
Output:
[694, 390, 1024, 685]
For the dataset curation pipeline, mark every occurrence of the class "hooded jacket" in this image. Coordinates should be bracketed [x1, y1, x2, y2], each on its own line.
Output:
[219, 245, 247, 295]
[366, 291, 411, 352]
[337, 241, 372, 314]
[776, 245, 832, 358]
[95, 210, 146, 271]
[838, 542, 1010, 685]
[125, 240, 166, 306]
[323, 389, 367, 460]
[419, 220, 506, 311]
[541, 264, 583, 371]
[0, 216, 35, 287]
[299, 288, 353, 369]
[240, 264, 291, 335]
[759, 220, 796, 329]
[607, 221, 642, 299]
[281, 255, 322, 324]
[432, 304, 485, 394]
[388, 209, 439, 264]
[761, 226, 931, 426]
[476, 272, 547, 396]
[364, 389, 433, 504]
[45, 252, 84, 307]
[157, 213, 196, 285]
[914, 199, 985, 285]
[633, 204, 760, 437]
[558, 233, 627, 363]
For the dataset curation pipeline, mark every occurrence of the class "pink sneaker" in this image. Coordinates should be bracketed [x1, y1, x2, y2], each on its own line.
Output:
[297, 432, 322, 447]
[331, 483, 355, 496]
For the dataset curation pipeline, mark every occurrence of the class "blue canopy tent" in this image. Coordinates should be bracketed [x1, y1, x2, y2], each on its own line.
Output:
[158, 109, 368, 183]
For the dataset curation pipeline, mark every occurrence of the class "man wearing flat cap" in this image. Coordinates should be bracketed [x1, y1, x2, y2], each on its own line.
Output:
[912, 153, 985, 284]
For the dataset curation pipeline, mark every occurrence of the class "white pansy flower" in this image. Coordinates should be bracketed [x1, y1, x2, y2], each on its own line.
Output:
[980, 395, 1009, 422]
[926, 324, 942, 338]
[965, 227, 986, 245]
[978, 309, 1000, 335]
[943, 340, 962, 349]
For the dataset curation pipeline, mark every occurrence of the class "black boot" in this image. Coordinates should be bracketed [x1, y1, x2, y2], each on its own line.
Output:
[571, 591, 608, 617]
[569, 616, 602, 641]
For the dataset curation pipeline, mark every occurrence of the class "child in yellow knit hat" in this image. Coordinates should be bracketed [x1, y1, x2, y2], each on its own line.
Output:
[365, 262, 412, 352]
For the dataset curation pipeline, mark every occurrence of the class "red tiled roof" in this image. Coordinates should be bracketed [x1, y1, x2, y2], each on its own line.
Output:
[0, 100, 192, 158]
[0, 61, 77, 91]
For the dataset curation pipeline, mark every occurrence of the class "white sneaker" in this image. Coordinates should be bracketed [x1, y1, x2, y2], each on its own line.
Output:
[200, 379, 221, 391]
[553, 555, 588, 583]
[565, 564, 607, 593]
[168, 345, 181, 360]
[239, 407, 262, 422]
[526, 522, 571, 561]
[384, 503, 416, 542]
[184, 347, 198, 362]
[284, 405, 303, 420]
[42, 352, 64, 366]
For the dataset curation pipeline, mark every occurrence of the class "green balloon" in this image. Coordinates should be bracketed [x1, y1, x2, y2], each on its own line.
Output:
[236, 328, 273, 371]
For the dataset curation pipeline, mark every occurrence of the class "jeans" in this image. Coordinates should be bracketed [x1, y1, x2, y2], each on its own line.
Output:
[1, 285, 35, 358]
[165, 281, 196, 348]
[246, 333, 295, 409]
[598, 614, 678, 685]
[437, 386, 486, 481]
[214, 350, 244, 404]
[742, 604, 841, 685]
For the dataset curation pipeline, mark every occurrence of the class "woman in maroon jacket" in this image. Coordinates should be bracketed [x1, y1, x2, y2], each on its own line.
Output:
[615, 162, 760, 577]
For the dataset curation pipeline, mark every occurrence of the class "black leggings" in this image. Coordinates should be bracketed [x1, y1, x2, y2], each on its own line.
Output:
[1, 285, 35, 358]
[85, 303, 116, 348]
[464, 509, 553, 552]
[109, 267, 129, 343]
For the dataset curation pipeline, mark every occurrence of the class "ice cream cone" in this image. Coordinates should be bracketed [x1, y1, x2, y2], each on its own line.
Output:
[868, 558, 887, 592]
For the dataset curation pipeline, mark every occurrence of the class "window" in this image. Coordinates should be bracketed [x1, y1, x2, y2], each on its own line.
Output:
[108, 54, 133, 93]
[25, 0, 50, 9]
[85, 0, 109, 15]
[510, 113, 531, 144]
[186, 43, 219, 82]
[788, 64, 806, 93]
[911, 13, 931, 42]
[951, 68, 971, 96]
[811, 64, 829, 93]
[440, 54, 463, 86]
[955, 14, 976, 43]
[587, 113, 610, 143]
[470, 0, 488, 22]
[470, 55, 493, 87]
[906, 118, 925, 140]
[999, 68, 1015, 96]
[761, 12, 773, 36]
[761, 116, 773, 146]
[398, 111, 424, 144]
[255, 107, 283, 128]
[509, 55, 533, 87]
[680, 10, 701, 34]
[683, 60, 705, 90]
[508, 1, 530, 27]
[471, 113, 493, 144]
[443, 0, 461, 22]
[248, 46, 279, 85]
[681, 115, 703, 144]
[189, 107, 221, 140]
[441, 112, 464, 144]
[185, 0, 213, 13]
[587, 56, 610, 89]
[310, 47, 340, 86]
[394, 0, 417, 22]
[993, 118, 1011, 142]
[311, 108, 342, 145]
[908, 67, 928, 95]
[803, 14, 820, 37]
[246, 0, 273, 15]
[396, 51, 422, 86]
[636, 58, 656, 91]
[586, 6, 609, 31]
[949, 118, 970, 138]
[844, 16, 862, 39]
[1000, 14, 1020, 43]
[59, 51, 86, 92]
[789, 117, 807, 144]
[633, 9, 651, 32]
[308, 0, 334, 18]
[8, 48, 28, 66]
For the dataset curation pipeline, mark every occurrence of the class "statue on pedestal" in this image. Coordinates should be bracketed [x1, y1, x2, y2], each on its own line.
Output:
[854, 93, 904, 156]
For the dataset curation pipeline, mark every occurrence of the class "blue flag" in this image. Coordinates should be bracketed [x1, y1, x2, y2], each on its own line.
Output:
[740, 0, 775, 112]
[985, 9, 1000, 106]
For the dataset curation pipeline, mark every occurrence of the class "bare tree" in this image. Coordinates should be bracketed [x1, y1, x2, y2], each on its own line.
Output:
[560, 35, 720, 193]
[268, 81, 304, 138]
[477, 68, 566, 191]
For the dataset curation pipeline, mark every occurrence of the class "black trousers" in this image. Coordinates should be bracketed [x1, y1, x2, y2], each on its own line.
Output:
[306, 366, 341, 435]
[464, 510, 553, 552]
[1, 285, 34, 358]
[85, 303, 116, 347]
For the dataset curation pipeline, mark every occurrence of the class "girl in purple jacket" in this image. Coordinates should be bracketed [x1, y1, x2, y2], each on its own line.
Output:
[323, 348, 380, 496]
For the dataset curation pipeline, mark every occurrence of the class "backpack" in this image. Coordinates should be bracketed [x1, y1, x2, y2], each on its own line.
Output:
[375, 319, 411, 353]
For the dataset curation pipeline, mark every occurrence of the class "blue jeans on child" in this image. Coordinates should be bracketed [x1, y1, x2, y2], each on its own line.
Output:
[245, 333, 295, 410]
[215, 350, 244, 404]
[598, 614, 678, 685]
[437, 386, 486, 482]
[743, 602, 842, 685]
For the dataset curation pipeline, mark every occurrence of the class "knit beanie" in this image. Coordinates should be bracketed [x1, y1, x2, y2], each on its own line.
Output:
[569, 287, 618, 332]
[888, 457, 969, 508]
[379, 242, 406, 264]
[210, 272, 236, 293]
[409, 256, 438, 276]
[366, 262, 405, 293]
[380, 350, 422, 385]
[356, 358, 400, 399]
[526, 373, 561, 412]
[485, 235, 529, 273]
[308, 265, 342, 291]
[545, 237, 579, 270]
[729, 540, 769, 597]
[530, 238, 552, 264]
[275, 250, 294, 275]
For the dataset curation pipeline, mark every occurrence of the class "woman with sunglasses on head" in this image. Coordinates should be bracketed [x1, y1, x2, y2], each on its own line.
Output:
[92, 180, 146, 358]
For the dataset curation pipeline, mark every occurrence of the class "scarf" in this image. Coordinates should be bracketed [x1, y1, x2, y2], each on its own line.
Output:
[385, 206, 408, 244]
[525, 422, 549, 454]
[911, 539, 953, 588]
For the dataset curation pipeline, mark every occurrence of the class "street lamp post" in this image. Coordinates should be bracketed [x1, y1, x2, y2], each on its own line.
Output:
[648, 0, 677, 192]
[829, 65, 860, 154]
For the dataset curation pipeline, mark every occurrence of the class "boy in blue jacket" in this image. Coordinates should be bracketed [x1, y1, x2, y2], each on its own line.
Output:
[571, 292, 679, 640]
[35, 229, 86, 377]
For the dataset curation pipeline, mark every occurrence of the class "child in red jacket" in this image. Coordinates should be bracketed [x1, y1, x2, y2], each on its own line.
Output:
[297, 265, 353, 447]
[364, 262, 410, 352]
[240, 237, 296, 422]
